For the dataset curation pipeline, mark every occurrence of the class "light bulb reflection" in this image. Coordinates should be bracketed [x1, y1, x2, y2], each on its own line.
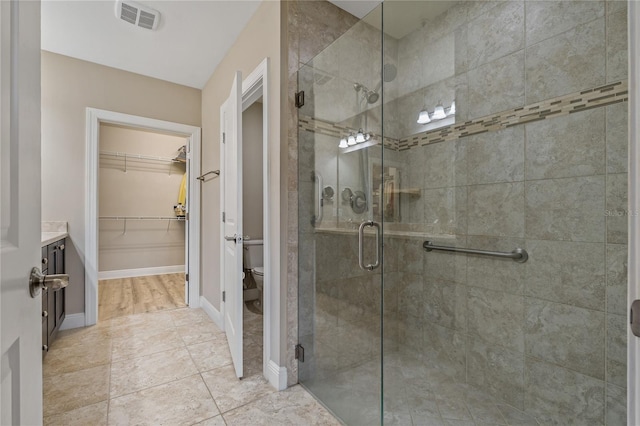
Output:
[432, 102, 446, 120]
[417, 109, 431, 124]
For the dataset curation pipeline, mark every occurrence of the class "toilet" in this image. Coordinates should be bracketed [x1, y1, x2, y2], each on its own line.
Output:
[244, 240, 264, 313]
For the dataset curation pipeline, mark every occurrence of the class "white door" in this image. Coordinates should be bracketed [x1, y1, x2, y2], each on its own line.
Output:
[0, 0, 43, 424]
[222, 71, 243, 378]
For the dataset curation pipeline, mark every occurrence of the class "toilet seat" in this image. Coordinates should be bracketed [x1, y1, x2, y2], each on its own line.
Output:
[252, 266, 264, 276]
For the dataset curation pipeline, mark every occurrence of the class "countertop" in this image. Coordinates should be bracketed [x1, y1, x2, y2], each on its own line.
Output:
[41, 231, 68, 247]
[41, 221, 68, 247]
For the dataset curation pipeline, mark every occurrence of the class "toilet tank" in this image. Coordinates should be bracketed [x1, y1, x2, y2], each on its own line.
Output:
[243, 240, 264, 269]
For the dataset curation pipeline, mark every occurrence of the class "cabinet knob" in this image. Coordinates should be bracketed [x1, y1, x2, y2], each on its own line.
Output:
[58, 244, 65, 251]
[42, 257, 48, 265]
[42, 310, 48, 318]
[42, 345, 48, 351]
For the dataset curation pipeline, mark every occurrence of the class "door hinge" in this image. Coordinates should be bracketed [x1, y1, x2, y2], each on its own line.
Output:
[222, 212, 226, 222]
[186, 212, 189, 221]
[185, 273, 189, 282]
[294, 344, 305, 362]
[222, 291, 226, 302]
[222, 132, 226, 143]
[295, 91, 305, 108]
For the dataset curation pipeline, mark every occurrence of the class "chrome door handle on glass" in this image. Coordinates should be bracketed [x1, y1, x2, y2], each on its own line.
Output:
[358, 220, 381, 271]
[29, 267, 69, 298]
[312, 172, 323, 225]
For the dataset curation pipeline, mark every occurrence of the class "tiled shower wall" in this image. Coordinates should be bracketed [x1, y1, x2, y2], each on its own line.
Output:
[387, 1, 628, 424]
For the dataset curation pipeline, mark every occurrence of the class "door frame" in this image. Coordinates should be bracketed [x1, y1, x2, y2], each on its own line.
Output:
[629, 1, 639, 424]
[85, 108, 202, 325]
[220, 58, 285, 389]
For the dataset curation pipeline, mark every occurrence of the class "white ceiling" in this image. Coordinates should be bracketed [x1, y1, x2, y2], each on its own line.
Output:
[327, 0, 379, 20]
[41, 0, 262, 89]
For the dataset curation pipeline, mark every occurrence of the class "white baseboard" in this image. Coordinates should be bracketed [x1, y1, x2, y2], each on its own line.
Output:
[59, 313, 86, 331]
[98, 265, 185, 280]
[267, 360, 288, 391]
[200, 295, 224, 331]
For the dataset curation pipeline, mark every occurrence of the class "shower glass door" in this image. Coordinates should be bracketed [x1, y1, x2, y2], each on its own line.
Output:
[297, 5, 385, 425]
[298, 0, 628, 424]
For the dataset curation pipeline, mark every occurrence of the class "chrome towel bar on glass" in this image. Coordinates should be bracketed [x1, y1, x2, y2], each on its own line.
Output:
[197, 170, 220, 181]
[423, 241, 528, 263]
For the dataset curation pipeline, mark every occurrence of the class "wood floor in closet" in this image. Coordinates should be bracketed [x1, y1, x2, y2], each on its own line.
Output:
[98, 273, 186, 322]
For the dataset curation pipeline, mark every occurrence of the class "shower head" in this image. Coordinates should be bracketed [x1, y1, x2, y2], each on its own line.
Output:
[354, 82, 379, 104]
[370, 63, 398, 98]
[366, 91, 380, 103]
[383, 63, 397, 83]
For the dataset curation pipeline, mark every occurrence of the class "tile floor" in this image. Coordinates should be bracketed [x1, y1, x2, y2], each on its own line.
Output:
[43, 304, 340, 425]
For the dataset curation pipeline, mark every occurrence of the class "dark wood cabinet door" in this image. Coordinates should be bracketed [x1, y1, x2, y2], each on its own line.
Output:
[42, 238, 67, 357]
[55, 288, 65, 327]
[54, 242, 64, 274]
[47, 285, 55, 338]
[41, 246, 48, 274]
[53, 242, 66, 328]
[47, 244, 56, 273]
[42, 318, 48, 356]
[42, 288, 49, 356]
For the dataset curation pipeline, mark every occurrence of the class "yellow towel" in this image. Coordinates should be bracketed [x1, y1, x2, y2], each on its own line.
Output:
[178, 173, 187, 205]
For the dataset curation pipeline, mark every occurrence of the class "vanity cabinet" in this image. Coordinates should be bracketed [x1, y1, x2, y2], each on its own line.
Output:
[41, 238, 66, 356]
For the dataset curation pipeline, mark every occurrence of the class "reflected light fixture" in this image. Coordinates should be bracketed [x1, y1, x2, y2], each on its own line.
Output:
[356, 129, 367, 143]
[417, 108, 431, 124]
[339, 129, 372, 148]
[432, 101, 447, 120]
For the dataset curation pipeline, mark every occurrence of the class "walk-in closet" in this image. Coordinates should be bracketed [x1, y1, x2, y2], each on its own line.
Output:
[98, 123, 189, 321]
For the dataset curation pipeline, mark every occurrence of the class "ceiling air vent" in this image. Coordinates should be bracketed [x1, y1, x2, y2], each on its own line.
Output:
[115, 0, 160, 31]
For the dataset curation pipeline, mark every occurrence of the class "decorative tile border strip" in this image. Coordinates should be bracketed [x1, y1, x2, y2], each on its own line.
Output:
[298, 80, 627, 153]
[398, 80, 628, 151]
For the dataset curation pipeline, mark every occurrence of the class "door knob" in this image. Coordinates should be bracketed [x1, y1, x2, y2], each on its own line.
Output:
[224, 235, 250, 243]
[29, 267, 69, 298]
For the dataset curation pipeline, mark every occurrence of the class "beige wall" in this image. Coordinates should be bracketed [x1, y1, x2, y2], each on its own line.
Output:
[200, 0, 282, 363]
[98, 124, 187, 272]
[242, 102, 264, 240]
[42, 51, 201, 314]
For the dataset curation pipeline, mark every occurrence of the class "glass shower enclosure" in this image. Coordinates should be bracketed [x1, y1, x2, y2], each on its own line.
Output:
[298, 1, 628, 425]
